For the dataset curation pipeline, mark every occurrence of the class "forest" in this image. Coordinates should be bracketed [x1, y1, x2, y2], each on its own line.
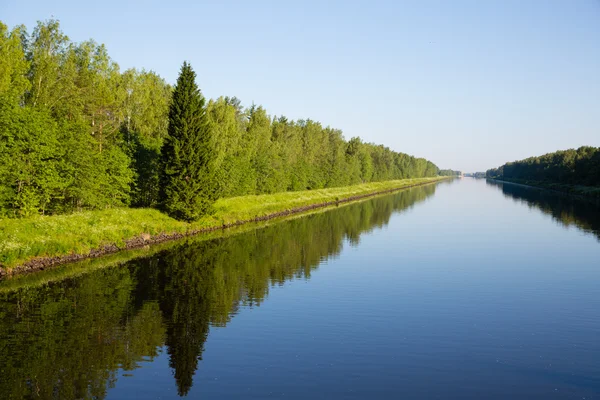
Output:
[0, 20, 439, 220]
[486, 147, 600, 187]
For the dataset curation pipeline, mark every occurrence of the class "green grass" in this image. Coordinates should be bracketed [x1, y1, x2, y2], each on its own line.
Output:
[0, 205, 341, 292]
[0, 177, 446, 270]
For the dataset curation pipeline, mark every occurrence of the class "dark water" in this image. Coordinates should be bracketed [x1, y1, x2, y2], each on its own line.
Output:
[1, 179, 599, 399]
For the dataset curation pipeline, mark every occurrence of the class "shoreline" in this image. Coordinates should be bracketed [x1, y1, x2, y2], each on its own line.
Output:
[488, 178, 600, 201]
[0, 177, 448, 279]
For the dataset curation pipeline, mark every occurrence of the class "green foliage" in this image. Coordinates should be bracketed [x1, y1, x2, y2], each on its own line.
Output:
[0, 102, 63, 217]
[0, 18, 439, 221]
[25, 19, 72, 111]
[439, 169, 462, 177]
[464, 172, 486, 178]
[486, 147, 600, 197]
[58, 120, 133, 211]
[0, 20, 141, 217]
[160, 62, 217, 221]
[0, 22, 30, 103]
[128, 136, 162, 207]
[207, 97, 255, 197]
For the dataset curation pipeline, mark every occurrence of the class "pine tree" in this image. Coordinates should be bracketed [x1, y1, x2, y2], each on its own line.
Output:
[159, 62, 217, 221]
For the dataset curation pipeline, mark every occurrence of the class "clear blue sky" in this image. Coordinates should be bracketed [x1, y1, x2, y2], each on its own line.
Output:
[2, 0, 599, 172]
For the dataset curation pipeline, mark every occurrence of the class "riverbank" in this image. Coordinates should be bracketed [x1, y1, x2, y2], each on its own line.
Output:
[0, 177, 447, 278]
[489, 178, 600, 200]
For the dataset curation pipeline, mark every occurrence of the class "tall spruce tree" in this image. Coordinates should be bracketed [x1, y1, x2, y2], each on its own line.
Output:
[159, 62, 217, 221]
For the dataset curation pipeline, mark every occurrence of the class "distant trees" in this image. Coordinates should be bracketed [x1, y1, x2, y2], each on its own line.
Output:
[486, 147, 600, 187]
[439, 169, 461, 177]
[0, 19, 440, 220]
[485, 166, 503, 179]
[462, 172, 485, 178]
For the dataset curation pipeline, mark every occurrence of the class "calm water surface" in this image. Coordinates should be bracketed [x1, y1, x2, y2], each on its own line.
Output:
[1, 179, 599, 399]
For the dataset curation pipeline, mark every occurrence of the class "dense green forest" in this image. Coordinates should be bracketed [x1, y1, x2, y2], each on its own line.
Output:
[486, 147, 600, 186]
[0, 185, 436, 398]
[0, 20, 439, 220]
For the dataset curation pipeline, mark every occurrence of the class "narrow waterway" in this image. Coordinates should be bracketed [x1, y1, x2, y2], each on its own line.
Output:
[1, 179, 599, 399]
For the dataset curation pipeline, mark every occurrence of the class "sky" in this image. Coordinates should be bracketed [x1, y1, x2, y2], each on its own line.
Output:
[1, 0, 599, 172]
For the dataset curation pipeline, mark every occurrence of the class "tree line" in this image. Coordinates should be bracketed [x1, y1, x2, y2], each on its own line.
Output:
[438, 169, 461, 177]
[0, 20, 440, 220]
[464, 172, 485, 178]
[486, 147, 600, 186]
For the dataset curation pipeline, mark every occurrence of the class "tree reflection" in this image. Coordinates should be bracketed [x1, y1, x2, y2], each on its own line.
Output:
[0, 184, 436, 398]
[487, 180, 600, 240]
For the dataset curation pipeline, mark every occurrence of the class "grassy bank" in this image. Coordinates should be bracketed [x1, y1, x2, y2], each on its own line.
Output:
[0, 177, 446, 273]
[490, 178, 600, 199]
[0, 189, 396, 291]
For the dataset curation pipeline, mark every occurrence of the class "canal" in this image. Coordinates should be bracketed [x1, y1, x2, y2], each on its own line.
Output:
[1, 178, 599, 399]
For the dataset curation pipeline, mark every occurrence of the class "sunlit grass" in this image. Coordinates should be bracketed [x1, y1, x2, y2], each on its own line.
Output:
[0, 177, 446, 269]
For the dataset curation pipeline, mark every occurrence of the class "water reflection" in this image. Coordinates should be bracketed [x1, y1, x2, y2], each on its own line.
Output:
[0, 184, 436, 399]
[486, 179, 600, 240]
